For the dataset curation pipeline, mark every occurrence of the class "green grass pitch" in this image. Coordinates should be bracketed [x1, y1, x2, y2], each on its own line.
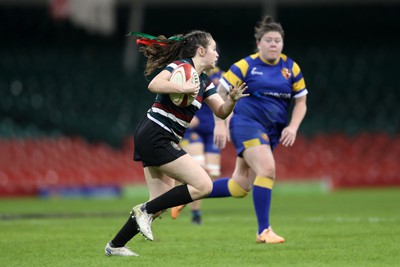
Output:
[1, 186, 399, 266]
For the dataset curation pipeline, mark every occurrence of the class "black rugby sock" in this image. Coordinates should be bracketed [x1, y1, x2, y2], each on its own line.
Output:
[110, 216, 140, 247]
[145, 184, 193, 214]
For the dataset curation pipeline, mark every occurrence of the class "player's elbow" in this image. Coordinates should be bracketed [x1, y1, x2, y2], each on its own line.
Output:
[214, 107, 230, 120]
[215, 113, 228, 120]
[147, 82, 157, 93]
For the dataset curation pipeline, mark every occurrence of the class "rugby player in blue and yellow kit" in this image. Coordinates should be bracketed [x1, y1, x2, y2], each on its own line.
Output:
[209, 15, 308, 244]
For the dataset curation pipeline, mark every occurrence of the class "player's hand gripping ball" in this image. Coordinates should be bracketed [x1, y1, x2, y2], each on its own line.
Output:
[169, 63, 200, 107]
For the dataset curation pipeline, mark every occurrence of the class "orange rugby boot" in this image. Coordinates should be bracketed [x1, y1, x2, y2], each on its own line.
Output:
[256, 226, 285, 244]
[170, 205, 186, 219]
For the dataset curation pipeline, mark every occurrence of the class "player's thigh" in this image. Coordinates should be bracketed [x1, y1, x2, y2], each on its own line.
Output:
[160, 154, 212, 192]
[144, 166, 175, 200]
[243, 144, 276, 178]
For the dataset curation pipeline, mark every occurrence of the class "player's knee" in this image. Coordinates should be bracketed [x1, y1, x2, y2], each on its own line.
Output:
[206, 179, 213, 194]
[258, 167, 276, 179]
[199, 178, 213, 197]
[228, 179, 248, 198]
[253, 176, 275, 189]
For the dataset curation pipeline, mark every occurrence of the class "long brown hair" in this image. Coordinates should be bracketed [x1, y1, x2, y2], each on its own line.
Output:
[138, 30, 212, 76]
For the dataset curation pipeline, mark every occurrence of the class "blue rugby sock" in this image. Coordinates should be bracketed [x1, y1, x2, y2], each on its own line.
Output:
[207, 178, 231, 198]
[253, 185, 272, 235]
[191, 210, 201, 217]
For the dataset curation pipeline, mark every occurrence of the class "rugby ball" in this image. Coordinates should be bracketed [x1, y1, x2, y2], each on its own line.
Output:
[169, 63, 200, 107]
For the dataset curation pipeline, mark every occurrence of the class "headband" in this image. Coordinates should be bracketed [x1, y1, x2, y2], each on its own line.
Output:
[127, 32, 185, 46]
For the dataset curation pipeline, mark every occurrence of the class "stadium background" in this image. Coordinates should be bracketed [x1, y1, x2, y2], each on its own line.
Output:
[1, 0, 399, 197]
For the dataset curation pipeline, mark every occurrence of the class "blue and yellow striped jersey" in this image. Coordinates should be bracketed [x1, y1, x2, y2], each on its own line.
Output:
[147, 58, 217, 141]
[220, 53, 307, 133]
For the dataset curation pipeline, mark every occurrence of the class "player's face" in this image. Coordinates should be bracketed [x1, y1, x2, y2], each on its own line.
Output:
[203, 38, 219, 69]
[257, 31, 283, 62]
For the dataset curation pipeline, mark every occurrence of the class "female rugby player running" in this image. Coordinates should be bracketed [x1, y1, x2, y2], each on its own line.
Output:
[105, 30, 247, 256]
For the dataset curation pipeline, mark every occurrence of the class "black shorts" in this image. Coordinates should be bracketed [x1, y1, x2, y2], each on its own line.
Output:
[133, 116, 186, 167]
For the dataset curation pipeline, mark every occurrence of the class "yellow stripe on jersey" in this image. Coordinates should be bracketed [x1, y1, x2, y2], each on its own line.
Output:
[236, 59, 250, 77]
[292, 62, 306, 92]
[259, 53, 281, 65]
[243, 138, 261, 148]
[250, 53, 259, 60]
[293, 78, 306, 92]
[254, 176, 274, 189]
[224, 70, 242, 87]
[292, 62, 301, 76]
[224, 58, 249, 86]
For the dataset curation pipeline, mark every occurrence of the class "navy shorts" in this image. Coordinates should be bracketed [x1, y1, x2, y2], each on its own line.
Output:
[133, 116, 187, 167]
[230, 125, 280, 157]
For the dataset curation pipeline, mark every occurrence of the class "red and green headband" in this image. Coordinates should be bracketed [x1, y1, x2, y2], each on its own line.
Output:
[127, 32, 185, 46]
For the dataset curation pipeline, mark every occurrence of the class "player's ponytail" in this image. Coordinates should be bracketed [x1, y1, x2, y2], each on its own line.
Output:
[128, 30, 212, 76]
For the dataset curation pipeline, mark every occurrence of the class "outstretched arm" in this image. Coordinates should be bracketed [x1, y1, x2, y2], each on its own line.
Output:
[207, 82, 248, 120]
